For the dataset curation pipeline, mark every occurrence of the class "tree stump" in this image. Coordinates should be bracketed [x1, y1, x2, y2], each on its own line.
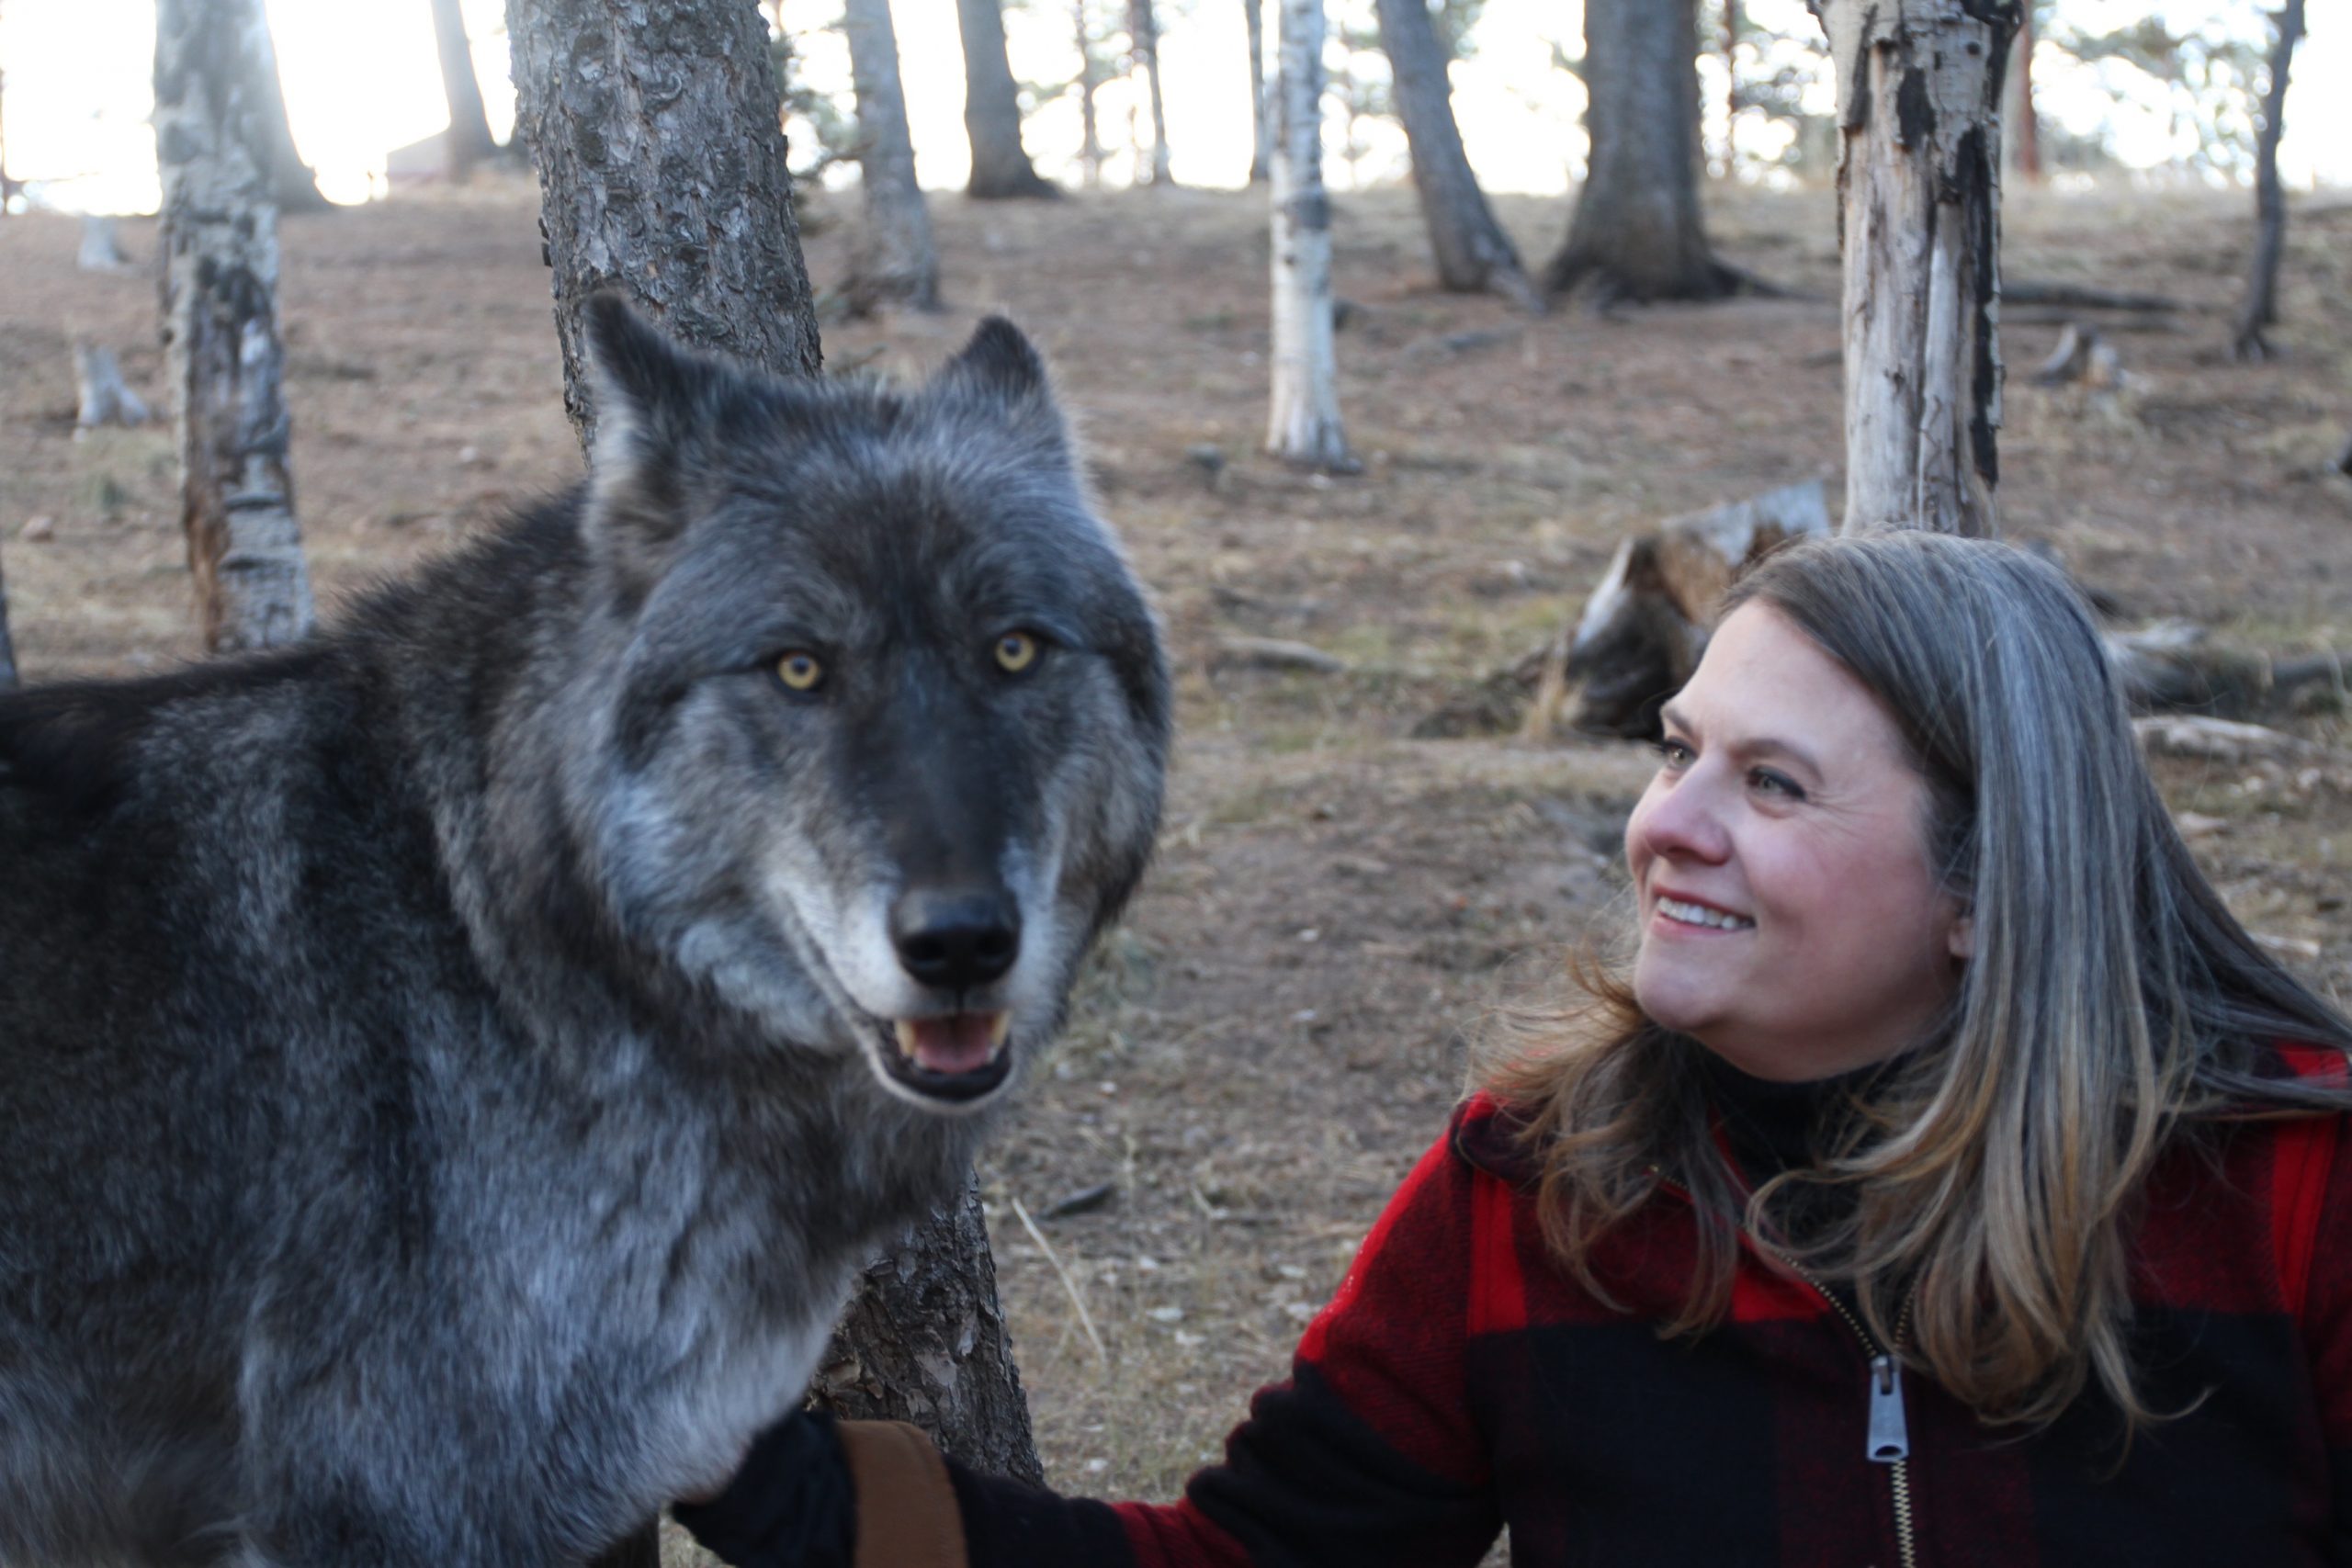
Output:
[74, 344, 151, 430]
[77, 215, 131, 271]
[1527, 479, 1831, 738]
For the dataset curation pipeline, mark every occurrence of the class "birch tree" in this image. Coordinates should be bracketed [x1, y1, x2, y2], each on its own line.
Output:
[504, 7, 1043, 1563]
[154, 0, 316, 653]
[957, 0, 1059, 197]
[1812, 0, 2019, 536]
[2232, 0, 2304, 363]
[844, 0, 941, 310]
[1375, 0, 1537, 310]
[1267, 0, 1356, 471]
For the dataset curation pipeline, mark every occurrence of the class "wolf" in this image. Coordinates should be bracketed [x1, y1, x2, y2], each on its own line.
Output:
[0, 298, 1170, 1566]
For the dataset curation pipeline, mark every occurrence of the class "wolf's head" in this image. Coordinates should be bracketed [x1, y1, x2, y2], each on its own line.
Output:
[560, 297, 1169, 1114]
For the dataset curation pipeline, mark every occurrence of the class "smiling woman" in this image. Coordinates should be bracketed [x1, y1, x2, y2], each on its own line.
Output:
[672, 531, 2352, 1568]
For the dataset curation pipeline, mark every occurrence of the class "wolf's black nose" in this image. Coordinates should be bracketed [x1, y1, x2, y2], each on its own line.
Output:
[891, 889, 1021, 991]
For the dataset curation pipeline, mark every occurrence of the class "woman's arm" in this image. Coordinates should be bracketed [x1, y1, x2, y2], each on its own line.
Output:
[681, 1114, 1509, 1568]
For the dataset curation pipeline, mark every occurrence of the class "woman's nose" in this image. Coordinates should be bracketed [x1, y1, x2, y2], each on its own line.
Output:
[1632, 772, 1732, 865]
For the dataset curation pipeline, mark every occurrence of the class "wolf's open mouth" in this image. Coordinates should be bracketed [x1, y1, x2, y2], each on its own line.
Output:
[878, 1011, 1013, 1102]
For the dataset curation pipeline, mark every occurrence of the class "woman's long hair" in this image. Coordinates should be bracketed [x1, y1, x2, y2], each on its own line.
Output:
[1488, 532, 2352, 1428]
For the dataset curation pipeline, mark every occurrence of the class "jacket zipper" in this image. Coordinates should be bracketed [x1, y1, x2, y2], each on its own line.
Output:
[1751, 1239, 1921, 1568]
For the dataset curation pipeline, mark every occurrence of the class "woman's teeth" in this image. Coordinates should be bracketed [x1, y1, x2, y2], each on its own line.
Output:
[1657, 896, 1755, 931]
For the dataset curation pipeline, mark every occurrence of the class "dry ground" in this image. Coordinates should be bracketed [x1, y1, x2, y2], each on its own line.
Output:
[4, 176, 2350, 1547]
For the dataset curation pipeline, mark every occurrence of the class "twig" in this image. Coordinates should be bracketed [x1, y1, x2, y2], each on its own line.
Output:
[1009, 1194, 1110, 1371]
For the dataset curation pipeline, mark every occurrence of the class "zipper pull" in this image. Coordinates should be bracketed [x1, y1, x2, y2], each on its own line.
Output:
[1866, 1353, 1909, 1463]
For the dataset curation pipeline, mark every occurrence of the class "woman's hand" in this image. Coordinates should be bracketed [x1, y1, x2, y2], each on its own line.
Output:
[672, 1410, 856, 1568]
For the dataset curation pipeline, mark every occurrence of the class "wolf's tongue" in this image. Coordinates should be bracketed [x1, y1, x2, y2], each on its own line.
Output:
[906, 1014, 1001, 1076]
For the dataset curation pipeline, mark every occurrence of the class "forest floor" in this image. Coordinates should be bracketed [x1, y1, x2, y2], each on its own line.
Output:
[4, 175, 2350, 1556]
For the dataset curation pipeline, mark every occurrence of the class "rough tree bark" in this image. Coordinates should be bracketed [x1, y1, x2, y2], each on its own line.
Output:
[503, 6, 1043, 1562]
[1544, 0, 1738, 304]
[1375, 0, 1538, 310]
[154, 0, 317, 654]
[429, 0, 502, 179]
[1132, 0, 1173, 184]
[1267, 0, 1357, 471]
[1244, 0, 1272, 183]
[2232, 0, 2304, 363]
[1813, 0, 2018, 536]
[843, 0, 941, 310]
[957, 0, 1059, 197]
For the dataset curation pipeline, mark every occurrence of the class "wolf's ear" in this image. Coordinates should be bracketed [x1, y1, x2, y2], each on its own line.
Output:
[582, 293, 721, 592]
[940, 316, 1069, 453]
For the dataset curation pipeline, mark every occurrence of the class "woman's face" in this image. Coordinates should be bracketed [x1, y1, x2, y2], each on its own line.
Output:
[1623, 602, 1970, 1082]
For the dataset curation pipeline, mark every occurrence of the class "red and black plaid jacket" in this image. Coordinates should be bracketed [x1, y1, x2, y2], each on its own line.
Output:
[943, 1052, 2352, 1567]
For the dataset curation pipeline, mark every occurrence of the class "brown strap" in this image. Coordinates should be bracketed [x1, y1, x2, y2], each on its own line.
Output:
[839, 1420, 970, 1568]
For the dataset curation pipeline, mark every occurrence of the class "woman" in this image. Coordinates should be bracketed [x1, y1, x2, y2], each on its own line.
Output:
[675, 532, 2352, 1567]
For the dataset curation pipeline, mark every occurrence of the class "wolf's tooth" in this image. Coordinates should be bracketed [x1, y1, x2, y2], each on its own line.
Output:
[892, 1020, 921, 1058]
[988, 1010, 1012, 1050]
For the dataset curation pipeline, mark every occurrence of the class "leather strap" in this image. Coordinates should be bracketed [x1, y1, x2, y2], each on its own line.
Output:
[840, 1421, 970, 1568]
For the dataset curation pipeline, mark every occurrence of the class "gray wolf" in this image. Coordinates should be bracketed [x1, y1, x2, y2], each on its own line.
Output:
[0, 299, 1170, 1566]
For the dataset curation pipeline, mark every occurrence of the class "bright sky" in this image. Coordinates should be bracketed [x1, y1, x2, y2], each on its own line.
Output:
[0, 0, 2344, 215]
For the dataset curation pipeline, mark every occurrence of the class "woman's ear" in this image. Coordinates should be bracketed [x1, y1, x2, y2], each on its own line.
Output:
[1948, 911, 1975, 962]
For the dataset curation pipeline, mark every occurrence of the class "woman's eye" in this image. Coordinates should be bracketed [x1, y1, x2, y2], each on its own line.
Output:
[1749, 768, 1804, 800]
[993, 631, 1041, 675]
[1651, 739, 1693, 769]
[775, 650, 826, 693]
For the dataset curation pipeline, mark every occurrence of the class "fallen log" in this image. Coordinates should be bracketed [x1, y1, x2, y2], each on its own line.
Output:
[2106, 622, 2349, 719]
[2005, 279, 2181, 312]
[1521, 480, 1831, 739]
[1213, 634, 1348, 674]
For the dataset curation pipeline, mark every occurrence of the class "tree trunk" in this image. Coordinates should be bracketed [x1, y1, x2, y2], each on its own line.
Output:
[1243, 0, 1272, 185]
[1544, 0, 1736, 304]
[154, 0, 317, 654]
[506, 0, 824, 448]
[1721, 0, 1739, 177]
[957, 0, 1058, 197]
[429, 0, 501, 179]
[2232, 0, 2304, 363]
[1375, 0, 1537, 310]
[0, 546, 17, 689]
[503, 1, 1045, 1544]
[238, 4, 331, 212]
[1132, 0, 1173, 185]
[806, 1179, 1046, 1484]
[1266, 0, 1356, 472]
[1813, 0, 2018, 537]
[1076, 0, 1107, 188]
[843, 0, 941, 310]
[2010, 1, 2041, 183]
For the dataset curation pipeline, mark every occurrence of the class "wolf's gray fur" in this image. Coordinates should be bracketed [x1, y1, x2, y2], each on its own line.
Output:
[0, 300, 1170, 1566]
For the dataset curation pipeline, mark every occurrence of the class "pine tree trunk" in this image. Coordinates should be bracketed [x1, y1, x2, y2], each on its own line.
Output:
[1813, 0, 2018, 536]
[154, 0, 316, 654]
[957, 0, 1058, 197]
[1131, 0, 1173, 185]
[506, 0, 825, 446]
[1374, 0, 1536, 310]
[2232, 0, 2303, 364]
[429, 0, 501, 179]
[806, 1178, 1045, 1483]
[1721, 0, 1739, 177]
[2010, 2, 2041, 182]
[1266, 0, 1355, 472]
[843, 0, 941, 310]
[503, 7, 1044, 1558]
[237, 4, 331, 212]
[1243, 0, 1271, 185]
[0, 547, 17, 689]
[1077, 0, 1107, 188]
[1544, 0, 1735, 304]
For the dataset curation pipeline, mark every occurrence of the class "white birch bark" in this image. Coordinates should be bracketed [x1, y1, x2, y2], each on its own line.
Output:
[1266, 0, 1356, 472]
[155, 0, 315, 653]
[844, 0, 940, 309]
[1814, 0, 2018, 537]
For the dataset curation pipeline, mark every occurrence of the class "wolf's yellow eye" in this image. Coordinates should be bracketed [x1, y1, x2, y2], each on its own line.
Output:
[775, 650, 825, 692]
[994, 632, 1039, 674]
